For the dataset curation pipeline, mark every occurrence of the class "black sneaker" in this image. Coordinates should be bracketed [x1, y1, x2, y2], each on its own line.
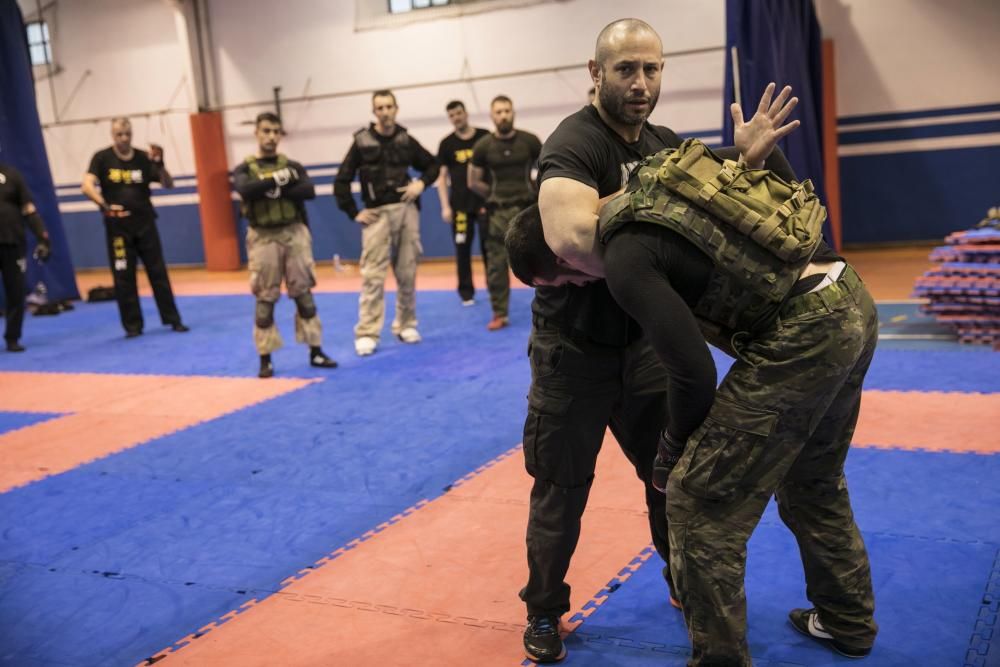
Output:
[789, 608, 871, 658]
[523, 615, 565, 663]
[6, 341, 25, 352]
[171, 323, 190, 333]
[310, 350, 338, 368]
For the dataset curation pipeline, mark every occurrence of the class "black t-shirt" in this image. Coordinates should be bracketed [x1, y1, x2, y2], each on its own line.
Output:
[471, 130, 543, 205]
[535, 105, 682, 346]
[438, 128, 489, 212]
[87, 147, 161, 218]
[0, 163, 32, 246]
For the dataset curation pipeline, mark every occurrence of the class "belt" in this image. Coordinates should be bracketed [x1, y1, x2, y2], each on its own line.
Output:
[779, 264, 863, 320]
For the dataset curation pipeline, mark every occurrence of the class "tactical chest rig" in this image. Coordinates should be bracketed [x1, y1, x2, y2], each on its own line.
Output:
[354, 127, 412, 205]
[599, 139, 827, 347]
[244, 155, 301, 227]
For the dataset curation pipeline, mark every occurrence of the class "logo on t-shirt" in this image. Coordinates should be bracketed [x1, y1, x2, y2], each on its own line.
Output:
[453, 148, 474, 164]
[619, 161, 640, 188]
[108, 168, 144, 184]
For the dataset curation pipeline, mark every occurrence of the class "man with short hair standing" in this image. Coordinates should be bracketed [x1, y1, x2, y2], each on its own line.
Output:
[0, 162, 51, 352]
[233, 112, 338, 378]
[81, 117, 188, 337]
[334, 90, 440, 356]
[436, 100, 489, 305]
[468, 95, 541, 330]
[513, 19, 681, 663]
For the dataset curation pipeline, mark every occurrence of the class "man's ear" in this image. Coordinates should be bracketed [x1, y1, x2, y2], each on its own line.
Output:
[587, 59, 601, 86]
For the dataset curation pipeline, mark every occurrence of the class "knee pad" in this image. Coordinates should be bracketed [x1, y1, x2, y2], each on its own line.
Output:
[294, 292, 317, 319]
[255, 300, 275, 328]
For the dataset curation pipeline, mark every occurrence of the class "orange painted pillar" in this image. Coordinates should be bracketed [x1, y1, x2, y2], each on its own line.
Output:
[189, 111, 240, 270]
[821, 38, 843, 252]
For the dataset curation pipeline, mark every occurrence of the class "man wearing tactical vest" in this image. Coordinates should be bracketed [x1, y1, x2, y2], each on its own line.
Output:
[468, 95, 542, 330]
[506, 85, 878, 663]
[233, 112, 338, 379]
[333, 90, 440, 357]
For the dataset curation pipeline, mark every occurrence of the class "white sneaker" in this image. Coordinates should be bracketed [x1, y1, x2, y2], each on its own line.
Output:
[354, 336, 377, 356]
[461, 299, 475, 307]
[397, 327, 422, 344]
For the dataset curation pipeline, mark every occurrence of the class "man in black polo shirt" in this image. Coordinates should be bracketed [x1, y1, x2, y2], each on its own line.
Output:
[436, 100, 489, 305]
[81, 117, 188, 337]
[0, 162, 51, 351]
[469, 95, 542, 330]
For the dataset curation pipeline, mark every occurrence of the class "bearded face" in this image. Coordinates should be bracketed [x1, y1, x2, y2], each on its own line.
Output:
[598, 62, 661, 127]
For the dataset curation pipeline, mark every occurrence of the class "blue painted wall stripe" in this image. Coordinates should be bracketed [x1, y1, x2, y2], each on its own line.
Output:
[839, 119, 1000, 145]
[838, 102, 1000, 126]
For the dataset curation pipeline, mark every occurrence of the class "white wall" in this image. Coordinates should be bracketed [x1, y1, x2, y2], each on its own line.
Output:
[209, 0, 727, 168]
[19, 0, 196, 184]
[23, 0, 1000, 185]
[815, 0, 1000, 116]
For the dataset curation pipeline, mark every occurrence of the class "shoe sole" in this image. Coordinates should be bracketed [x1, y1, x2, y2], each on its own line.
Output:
[788, 617, 869, 659]
[523, 645, 567, 663]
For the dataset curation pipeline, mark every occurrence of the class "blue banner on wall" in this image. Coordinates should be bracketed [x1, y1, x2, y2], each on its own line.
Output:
[722, 0, 833, 242]
[0, 0, 79, 301]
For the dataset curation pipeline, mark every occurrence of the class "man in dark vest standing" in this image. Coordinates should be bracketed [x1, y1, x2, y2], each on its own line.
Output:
[334, 90, 440, 356]
[233, 112, 338, 378]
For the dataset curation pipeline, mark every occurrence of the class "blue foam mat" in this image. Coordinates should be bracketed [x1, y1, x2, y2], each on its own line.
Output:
[561, 526, 995, 666]
[0, 411, 61, 435]
[1, 292, 998, 666]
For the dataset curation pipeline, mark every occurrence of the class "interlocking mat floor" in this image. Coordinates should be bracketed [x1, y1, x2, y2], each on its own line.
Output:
[1, 289, 998, 666]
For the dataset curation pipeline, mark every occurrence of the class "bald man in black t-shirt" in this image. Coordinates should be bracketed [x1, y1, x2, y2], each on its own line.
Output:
[81, 117, 188, 338]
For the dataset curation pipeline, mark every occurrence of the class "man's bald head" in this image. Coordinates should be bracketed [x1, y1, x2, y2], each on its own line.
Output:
[594, 18, 661, 66]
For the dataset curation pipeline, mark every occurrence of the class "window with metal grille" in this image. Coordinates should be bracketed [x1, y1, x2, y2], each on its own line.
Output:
[26, 20, 53, 66]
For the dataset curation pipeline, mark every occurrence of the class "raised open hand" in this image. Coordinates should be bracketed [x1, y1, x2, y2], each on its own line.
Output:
[731, 82, 800, 169]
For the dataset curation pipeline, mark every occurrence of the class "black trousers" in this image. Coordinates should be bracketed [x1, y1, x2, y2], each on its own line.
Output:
[104, 216, 181, 333]
[451, 208, 487, 301]
[0, 244, 26, 344]
[520, 322, 672, 617]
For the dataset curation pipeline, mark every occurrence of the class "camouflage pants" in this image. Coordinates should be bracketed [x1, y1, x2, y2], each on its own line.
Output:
[355, 202, 421, 339]
[484, 203, 525, 318]
[247, 222, 322, 354]
[666, 266, 879, 666]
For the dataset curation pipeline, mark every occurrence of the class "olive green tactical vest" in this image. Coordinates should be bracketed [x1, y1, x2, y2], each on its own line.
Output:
[599, 139, 827, 343]
[244, 154, 300, 227]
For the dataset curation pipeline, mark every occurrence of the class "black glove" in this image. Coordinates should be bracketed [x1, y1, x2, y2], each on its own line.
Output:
[33, 239, 51, 262]
[652, 430, 685, 494]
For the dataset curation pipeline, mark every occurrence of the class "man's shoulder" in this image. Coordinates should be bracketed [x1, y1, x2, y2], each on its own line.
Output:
[517, 129, 542, 144]
[642, 122, 682, 148]
[91, 147, 114, 161]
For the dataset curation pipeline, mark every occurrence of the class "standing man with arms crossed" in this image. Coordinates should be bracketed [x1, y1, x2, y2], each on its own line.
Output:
[81, 117, 188, 337]
[0, 162, 51, 352]
[468, 96, 541, 331]
[436, 100, 489, 306]
[232, 112, 338, 378]
[334, 90, 440, 357]
[515, 20, 682, 663]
